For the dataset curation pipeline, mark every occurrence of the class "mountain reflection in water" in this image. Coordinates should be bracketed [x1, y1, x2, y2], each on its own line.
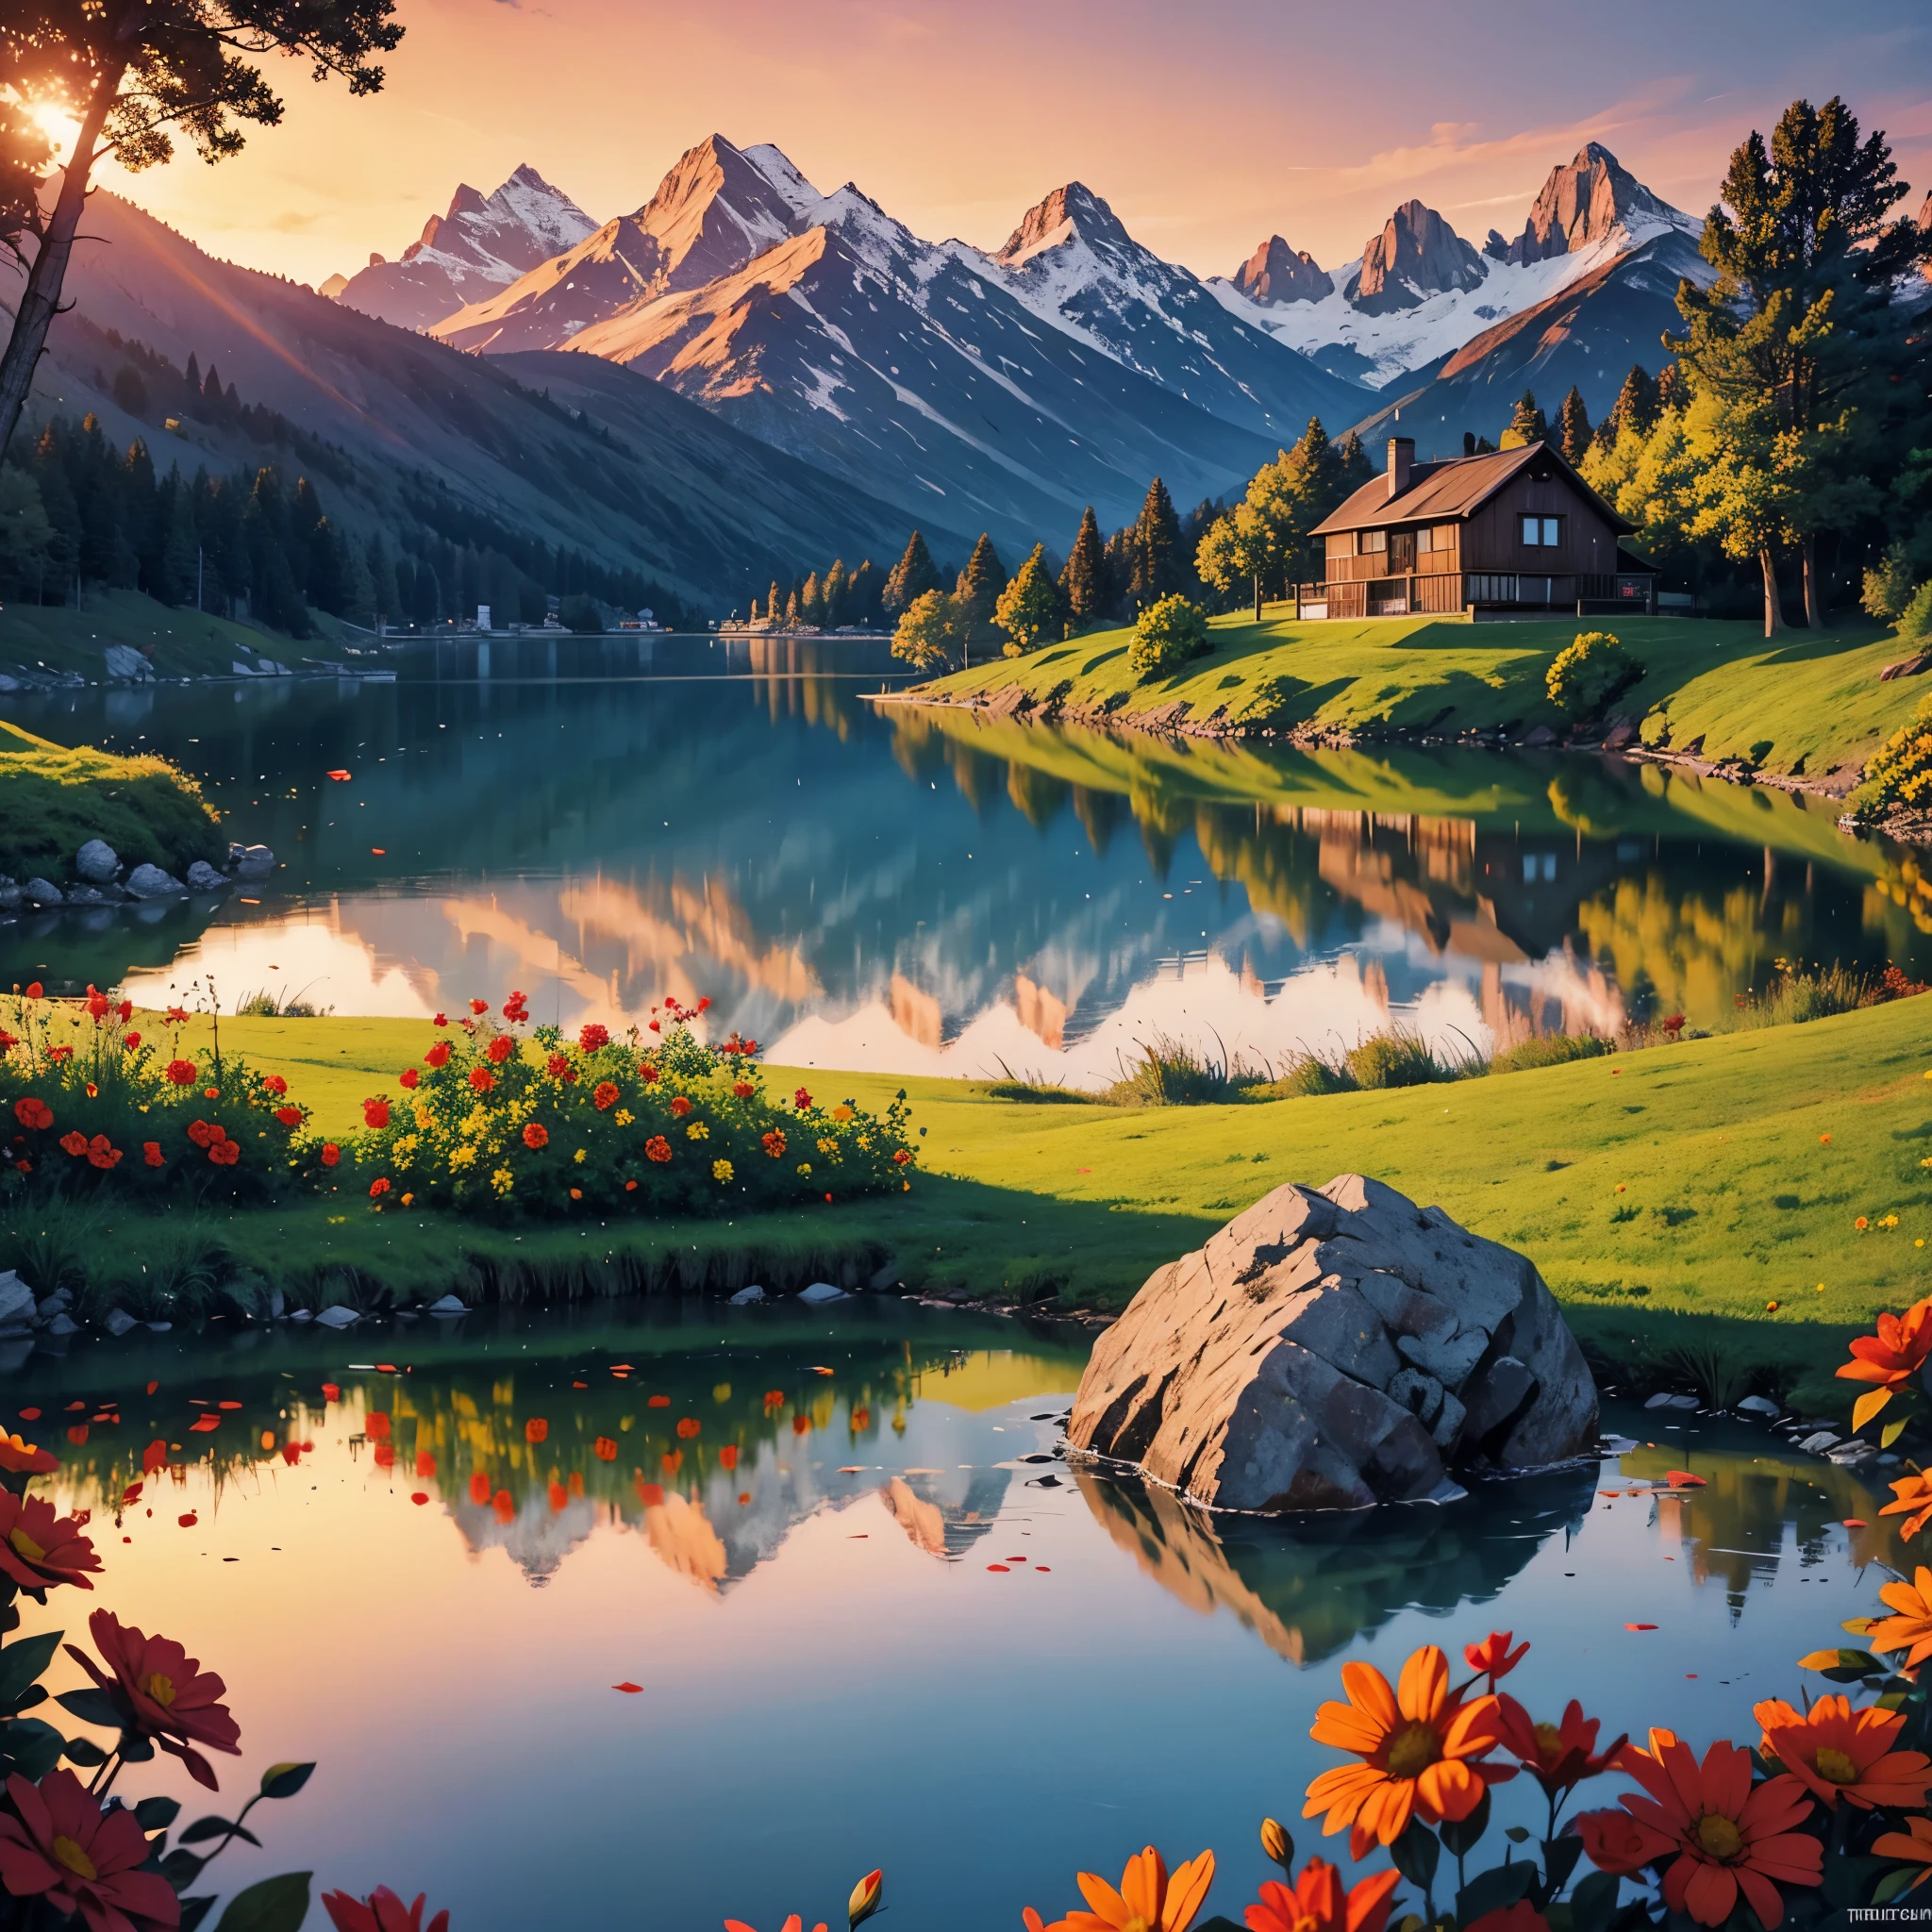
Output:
[5, 646, 1928, 1085]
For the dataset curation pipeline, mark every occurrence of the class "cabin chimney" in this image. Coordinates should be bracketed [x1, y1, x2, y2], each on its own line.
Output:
[1386, 437, 1414, 499]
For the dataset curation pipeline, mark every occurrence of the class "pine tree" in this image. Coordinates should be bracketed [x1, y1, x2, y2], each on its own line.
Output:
[1332, 430, 1373, 491]
[957, 533, 1007, 625]
[1128, 477, 1182, 610]
[848, 559, 881, 627]
[822, 558, 849, 628]
[1101, 526, 1135, 618]
[883, 530, 940, 615]
[1605, 365, 1660, 447]
[994, 542, 1060, 654]
[1502, 391, 1547, 449]
[799, 570, 823, 626]
[1556, 387, 1593, 464]
[159, 475, 199, 606]
[1059, 506, 1106, 621]
[183, 352, 200, 395]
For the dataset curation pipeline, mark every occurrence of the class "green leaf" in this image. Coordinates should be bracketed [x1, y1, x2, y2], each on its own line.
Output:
[1457, 1862, 1536, 1923]
[1439, 1787, 1491, 1857]
[1885, 1417, 1910, 1448]
[1874, 1866, 1920, 1906]
[212, 1874, 313, 1932]
[1568, 1870, 1622, 1932]
[119, 1733, 155, 1762]
[178, 1818, 240, 1846]
[179, 1898, 217, 1932]
[1542, 1833, 1586, 1893]
[135, 1798, 182, 1831]
[0, 1631, 62, 1707]
[1503, 1825, 1530, 1843]
[56, 1688, 123, 1729]
[1389, 1819, 1440, 1890]
[258, 1762, 314, 1800]
[60, 1735, 108, 1768]
[159, 1848, 207, 1890]
[0, 1718, 66, 1780]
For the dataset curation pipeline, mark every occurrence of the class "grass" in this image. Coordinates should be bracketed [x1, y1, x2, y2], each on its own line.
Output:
[0, 717, 225, 879]
[11, 996, 1930, 1416]
[0, 586, 344, 683]
[910, 610, 1917, 786]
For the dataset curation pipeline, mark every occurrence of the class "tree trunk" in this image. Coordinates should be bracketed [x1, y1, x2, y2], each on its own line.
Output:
[1759, 545, 1788, 638]
[0, 72, 123, 468]
[1801, 532, 1824, 630]
[1253, 575, 1263, 624]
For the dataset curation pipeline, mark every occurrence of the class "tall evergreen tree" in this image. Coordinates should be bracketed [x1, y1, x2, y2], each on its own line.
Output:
[1502, 391, 1547, 448]
[1332, 430, 1373, 491]
[822, 558, 849, 628]
[883, 530, 940, 615]
[957, 533, 1008, 627]
[1556, 387, 1593, 464]
[799, 569, 823, 626]
[1059, 505, 1106, 621]
[1128, 476, 1182, 610]
[1605, 365, 1660, 447]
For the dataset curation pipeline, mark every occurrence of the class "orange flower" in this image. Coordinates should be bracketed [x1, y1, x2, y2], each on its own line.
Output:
[1494, 1695, 1624, 1799]
[1026, 1846, 1215, 1932]
[547, 1482, 567, 1511]
[670, 1094, 692, 1117]
[1881, 1473, 1932, 1541]
[525, 1418, 548, 1444]
[1241, 1861, 1401, 1932]
[486, 1034, 514, 1065]
[1463, 1631, 1528, 1684]
[593, 1437, 618, 1461]
[365, 1412, 391, 1440]
[12, 1098, 51, 1131]
[1303, 1646, 1510, 1857]
[593, 1081, 620, 1111]
[661, 1450, 683, 1474]
[1838, 1297, 1932, 1391]
[1755, 1694, 1932, 1809]
[1869, 1566, 1932, 1668]
[1873, 1814, 1932, 1892]
[523, 1122, 549, 1151]
[468, 1067, 494, 1093]
[415, 1451, 436, 1479]
[469, 1473, 491, 1506]
[645, 1135, 672, 1163]
[1593, 1728, 1822, 1927]
[720, 1445, 739, 1471]
[676, 1417, 700, 1439]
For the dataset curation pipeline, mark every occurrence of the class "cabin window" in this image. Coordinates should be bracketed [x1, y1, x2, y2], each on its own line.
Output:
[1358, 529, 1386, 555]
[1416, 527, 1432, 554]
[1520, 515, 1561, 547]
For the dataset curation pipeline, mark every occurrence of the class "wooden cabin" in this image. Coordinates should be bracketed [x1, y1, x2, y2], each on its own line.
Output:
[1301, 438, 1657, 620]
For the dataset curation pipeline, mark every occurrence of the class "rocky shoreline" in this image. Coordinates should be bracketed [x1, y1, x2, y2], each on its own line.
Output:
[0, 834, 275, 922]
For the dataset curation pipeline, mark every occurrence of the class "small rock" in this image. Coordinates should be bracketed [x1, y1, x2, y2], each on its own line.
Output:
[103, 644, 150, 683]
[75, 840, 120, 883]
[797, 1281, 848, 1305]
[63, 884, 108, 905]
[234, 845, 275, 875]
[728, 1285, 766, 1305]
[103, 1308, 138, 1337]
[1827, 1443, 1871, 1465]
[145, 1321, 172, 1333]
[44, 1312, 78, 1337]
[426, 1294, 469, 1316]
[35, 1289, 70, 1317]
[290, 1308, 314, 1323]
[24, 878, 63, 907]
[269, 1289, 285, 1319]
[314, 1305, 359, 1328]
[1737, 1395, 1780, 1417]
[185, 860, 226, 891]
[0, 1273, 35, 1325]
[124, 863, 186, 900]
[1798, 1430, 1840, 1454]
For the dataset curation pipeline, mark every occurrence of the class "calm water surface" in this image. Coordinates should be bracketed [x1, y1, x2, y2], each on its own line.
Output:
[4, 1307, 1894, 1928]
[4, 634, 1929, 1082]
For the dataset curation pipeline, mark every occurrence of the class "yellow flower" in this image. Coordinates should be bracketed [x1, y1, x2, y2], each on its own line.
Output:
[490, 1166, 514, 1195]
[712, 1159, 734, 1182]
[818, 1136, 838, 1155]
[449, 1144, 477, 1171]
[614, 1108, 634, 1126]
[401, 1191, 414, 1207]
[831, 1104, 855, 1122]
[415, 1104, 432, 1130]
[462, 1105, 490, 1138]
[687, 1122, 709, 1141]
[796, 1161, 811, 1176]
[574, 1147, 588, 1163]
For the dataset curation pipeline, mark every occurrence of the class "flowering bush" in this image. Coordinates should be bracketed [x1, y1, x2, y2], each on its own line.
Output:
[0, 987, 308, 1206]
[339, 992, 918, 1219]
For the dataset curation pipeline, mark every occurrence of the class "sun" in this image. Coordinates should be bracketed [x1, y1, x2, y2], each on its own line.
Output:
[25, 95, 80, 155]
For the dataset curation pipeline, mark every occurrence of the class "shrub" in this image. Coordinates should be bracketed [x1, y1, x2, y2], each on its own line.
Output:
[1851, 691, 1932, 820]
[343, 992, 917, 1218]
[1722, 964, 1872, 1029]
[1104, 1033, 1260, 1107]
[1545, 629, 1635, 719]
[1491, 1032, 1612, 1074]
[1127, 595, 1210, 683]
[1261, 1051, 1359, 1099]
[1897, 579, 1932, 643]
[1344, 1029, 1480, 1089]
[1863, 544, 1920, 623]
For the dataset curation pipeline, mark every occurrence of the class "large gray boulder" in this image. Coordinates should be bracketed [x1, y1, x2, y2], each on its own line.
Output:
[75, 840, 120, 883]
[124, 863, 185, 899]
[1068, 1175, 1597, 1513]
[185, 860, 226, 891]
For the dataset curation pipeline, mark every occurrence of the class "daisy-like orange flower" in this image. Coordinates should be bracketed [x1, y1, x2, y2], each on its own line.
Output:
[1022, 1846, 1214, 1932]
[1755, 1695, 1932, 1810]
[1494, 1695, 1625, 1799]
[1463, 1631, 1529, 1686]
[1303, 1646, 1511, 1857]
[1873, 1814, 1932, 1892]
[1868, 1566, 1932, 1669]
[1838, 1298, 1932, 1392]
[1242, 1861, 1401, 1932]
[1590, 1729, 1822, 1928]
[1881, 1473, 1932, 1541]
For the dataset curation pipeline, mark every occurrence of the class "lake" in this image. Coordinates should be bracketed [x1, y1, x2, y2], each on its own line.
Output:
[7, 1303, 1893, 1929]
[4, 635, 1929, 1089]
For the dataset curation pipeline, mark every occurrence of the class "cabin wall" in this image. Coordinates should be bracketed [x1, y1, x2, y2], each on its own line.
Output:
[1458, 475, 1620, 576]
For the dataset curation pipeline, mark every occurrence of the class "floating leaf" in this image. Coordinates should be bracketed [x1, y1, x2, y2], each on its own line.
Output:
[1884, 1418, 1909, 1449]
[1624, 1623, 1658, 1632]
[1854, 1388, 1893, 1433]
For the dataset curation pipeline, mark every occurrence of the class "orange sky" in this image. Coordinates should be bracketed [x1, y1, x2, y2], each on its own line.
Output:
[65, 0, 1932, 290]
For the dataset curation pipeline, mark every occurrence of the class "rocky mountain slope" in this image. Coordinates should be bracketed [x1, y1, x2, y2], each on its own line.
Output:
[330, 165, 598, 331]
[434, 136, 1324, 553]
[1229, 236, 1329, 308]
[14, 190, 947, 608]
[1344, 201, 1487, 313]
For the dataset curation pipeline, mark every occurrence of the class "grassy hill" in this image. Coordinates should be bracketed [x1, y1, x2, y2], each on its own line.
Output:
[913, 610, 1917, 788]
[0, 588, 345, 683]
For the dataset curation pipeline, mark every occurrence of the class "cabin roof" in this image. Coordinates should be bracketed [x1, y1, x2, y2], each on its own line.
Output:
[1309, 441, 1635, 537]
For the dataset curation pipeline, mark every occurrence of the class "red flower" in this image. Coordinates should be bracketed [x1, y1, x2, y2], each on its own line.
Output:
[321, 1886, 450, 1932]
[165, 1059, 196, 1086]
[1243, 1861, 1402, 1932]
[416, 1451, 435, 1478]
[45, 1045, 73, 1064]
[525, 1418, 548, 1444]
[370, 1178, 391, 1197]
[522, 1123, 549, 1151]
[1495, 1695, 1624, 1799]
[85, 1137, 121, 1171]
[186, 1119, 215, 1148]
[432, 1012, 448, 1028]
[398, 1068, 420, 1090]
[424, 1041, 450, 1069]
[732, 1080, 755, 1099]
[262, 1074, 288, 1096]
[163, 1006, 186, 1024]
[469, 998, 490, 1015]
[762, 1130, 788, 1158]
[0, 1492, 100, 1593]
[275, 1106, 303, 1127]
[468, 1068, 494, 1093]
[59, 1131, 88, 1158]
[794, 1088, 812, 1110]
[892, 1148, 912, 1165]
[363, 1097, 391, 1129]
[85, 987, 109, 1021]
[0, 1435, 58, 1475]
[670, 1095, 691, 1118]
[503, 991, 529, 1024]
[720, 1445, 740, 1471]
[321, 1142, 341, 1167]
[676, 1417, 701, 1440]
[67, 1609, 242, 1788]
[469, 1472, 491, 1505]
[124, 1032, 141, 1050]
[142, 1141, 163, 1167]
[547, 1053, 570, 1077]
[0, 1768, 180, 1932]
[23, 982, 42, 999]
[594, 1437, 618, 1461]
[485, 1034, 513, 1065]
[208, 1141, 239, 1168]
[579, 1022, 610, 1052]
[1463, 1631, 1529, 1685]
[593, 1081, 620, 1111]
[639, 1062, 660, 1083]
[12, 1099, 51, 1131]
[645, 1136, 672, 1163]
[115, 1000, 132, 1023]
